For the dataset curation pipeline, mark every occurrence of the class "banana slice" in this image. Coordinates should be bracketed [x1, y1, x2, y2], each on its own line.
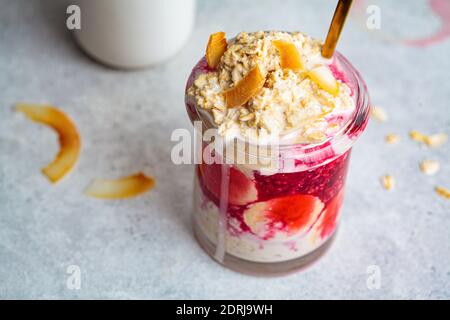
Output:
[308, 66, 340, 96]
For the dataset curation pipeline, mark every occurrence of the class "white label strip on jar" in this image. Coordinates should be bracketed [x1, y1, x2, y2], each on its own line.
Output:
[214, 165, 230, 263]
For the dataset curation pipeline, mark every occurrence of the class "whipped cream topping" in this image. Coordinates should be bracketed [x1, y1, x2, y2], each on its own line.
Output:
[188, 31, 356, 144]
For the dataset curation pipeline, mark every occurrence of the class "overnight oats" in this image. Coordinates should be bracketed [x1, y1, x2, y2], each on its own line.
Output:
[185, 31, 370, 275]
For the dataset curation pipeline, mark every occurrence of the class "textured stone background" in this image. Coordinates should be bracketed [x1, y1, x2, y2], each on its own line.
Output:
[0, 0, 449, 299]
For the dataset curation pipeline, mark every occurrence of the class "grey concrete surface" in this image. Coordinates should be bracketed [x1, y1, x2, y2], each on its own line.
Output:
[0, 0, 449, 299]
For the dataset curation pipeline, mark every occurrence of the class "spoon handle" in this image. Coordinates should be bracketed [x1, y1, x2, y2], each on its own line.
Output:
[322, 0, 354, 58]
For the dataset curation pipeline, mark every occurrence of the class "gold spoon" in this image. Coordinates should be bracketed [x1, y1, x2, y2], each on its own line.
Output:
[322, 0, 354, 58]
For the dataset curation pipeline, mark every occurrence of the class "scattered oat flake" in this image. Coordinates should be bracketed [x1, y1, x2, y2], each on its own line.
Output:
[426, 133, 447, 148]
[419, 160, 440, 176]
[385, 133, 400, 145]
[409, 130, 447, 148]
[435, 186, 450, 200]
[409, 130, 426, 143]
[380, 175, 395, 191]
[371, 106, 388, 123]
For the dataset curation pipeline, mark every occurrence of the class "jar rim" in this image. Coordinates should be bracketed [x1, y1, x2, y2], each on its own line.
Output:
[185, 51, 371, 170]
[280, 51, 371, 166]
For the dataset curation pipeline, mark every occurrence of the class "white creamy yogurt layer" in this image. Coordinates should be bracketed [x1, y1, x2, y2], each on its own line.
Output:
[193, 177, 329, 263]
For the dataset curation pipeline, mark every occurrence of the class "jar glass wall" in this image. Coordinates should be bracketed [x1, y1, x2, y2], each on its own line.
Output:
[185, 52, 370, 276]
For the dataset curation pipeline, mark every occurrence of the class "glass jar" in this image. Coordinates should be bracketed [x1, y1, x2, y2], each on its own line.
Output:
[73, 0, 196, 68]
[185, 52, 370, 276]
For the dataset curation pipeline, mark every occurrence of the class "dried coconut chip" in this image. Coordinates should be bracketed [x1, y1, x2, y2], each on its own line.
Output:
[223, 64, 265, 108]
[419, 160, 440, 176]
[206, 32, 228, 69]
[272, 39, 304, 71]
[15, 103, 81, 183]
[435, 187, 450, 200]
[85, 173, 155, 199]
[380, 175, 395, 191]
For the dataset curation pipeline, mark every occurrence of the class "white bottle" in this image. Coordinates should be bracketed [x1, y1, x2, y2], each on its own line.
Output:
[73, 0, 196, 69]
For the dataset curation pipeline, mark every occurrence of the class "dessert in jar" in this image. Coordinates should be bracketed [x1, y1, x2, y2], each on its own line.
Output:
[185, 31, 370, 275]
